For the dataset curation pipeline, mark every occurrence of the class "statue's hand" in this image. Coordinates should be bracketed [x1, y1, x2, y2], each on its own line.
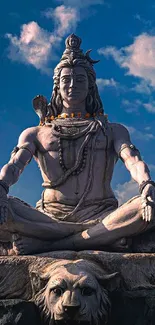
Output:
[0, 185, 8, 224]
[141, 184, 155, 222]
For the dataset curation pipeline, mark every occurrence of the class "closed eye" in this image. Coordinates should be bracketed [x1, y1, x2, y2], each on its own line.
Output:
[61, 77, 71, 83]
[76, 77, 86, 82]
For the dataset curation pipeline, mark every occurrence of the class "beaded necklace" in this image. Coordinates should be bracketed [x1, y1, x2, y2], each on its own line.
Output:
[39, 111, 107, 126]
[51, 116, 106, 176]
[42, 114, 108, 177]
[57, 124, 88, 176]
[42, 116, 107, 188]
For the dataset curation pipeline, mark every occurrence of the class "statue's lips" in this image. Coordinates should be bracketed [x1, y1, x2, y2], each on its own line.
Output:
[68, 91, 80, 97]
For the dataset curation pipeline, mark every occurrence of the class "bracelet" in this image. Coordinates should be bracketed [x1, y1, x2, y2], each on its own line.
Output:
[0, 180, 9, 194]
[139, 180, 155, 194]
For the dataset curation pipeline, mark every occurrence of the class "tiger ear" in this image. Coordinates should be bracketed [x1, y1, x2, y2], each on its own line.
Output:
[98, 272, 121, 292]
[30, 271, 49, 296]
[30, 262, 57, 296]
[31, 266, 54, 297]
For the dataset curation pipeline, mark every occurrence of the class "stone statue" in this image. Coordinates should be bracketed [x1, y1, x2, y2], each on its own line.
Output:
[34, 259, 117, 324]
[0, 33, 155, 255]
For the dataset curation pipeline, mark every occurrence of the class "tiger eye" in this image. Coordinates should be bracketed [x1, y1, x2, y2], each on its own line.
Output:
[52, 287, 64, 296]
[81, 287, 94, 296]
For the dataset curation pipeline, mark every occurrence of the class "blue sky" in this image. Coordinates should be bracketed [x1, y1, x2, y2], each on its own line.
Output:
[1, 0, 155, 206]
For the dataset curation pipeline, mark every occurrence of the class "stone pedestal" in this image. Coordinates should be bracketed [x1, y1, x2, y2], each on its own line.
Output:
[0, 251, 155, 324]
[0, 300, 41, 325]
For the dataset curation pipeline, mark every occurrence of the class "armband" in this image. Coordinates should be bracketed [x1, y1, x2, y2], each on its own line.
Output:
[118, 144, 139, 156]
[10, 144, 33, 164]
[11, 146, 19, 158]
[118, 144, 140, 162]
[0, 180, 9, 194]
[139, 180, 155, 194]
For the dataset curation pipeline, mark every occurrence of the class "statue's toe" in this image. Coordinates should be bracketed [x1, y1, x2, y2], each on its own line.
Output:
[109, 237, 132, 252]
[0, 241, 18, 256]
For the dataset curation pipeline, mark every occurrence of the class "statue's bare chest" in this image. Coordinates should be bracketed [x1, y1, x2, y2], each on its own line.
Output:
[37, 124, 109, 154]
[35, 122, 115, 184]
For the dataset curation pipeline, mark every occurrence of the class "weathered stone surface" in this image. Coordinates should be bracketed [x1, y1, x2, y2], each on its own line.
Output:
[0, 299, 41, 325]
[0, 251, 155, 298]
[110, 290, 155, 325]
[0, 251, 155, 324]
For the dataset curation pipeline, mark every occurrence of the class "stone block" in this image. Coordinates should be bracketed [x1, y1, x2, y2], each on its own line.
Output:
[0, 251, 155, 324]
[0, 299, 41, 325]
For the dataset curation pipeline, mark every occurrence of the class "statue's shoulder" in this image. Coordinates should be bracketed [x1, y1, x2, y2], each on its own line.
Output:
[107, 123, 130, 143]
[18, 126, 39, 143]
[108, 122, 129, 134]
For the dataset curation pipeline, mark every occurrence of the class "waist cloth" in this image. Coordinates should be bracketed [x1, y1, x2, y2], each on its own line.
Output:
[36, 197, 118, 222]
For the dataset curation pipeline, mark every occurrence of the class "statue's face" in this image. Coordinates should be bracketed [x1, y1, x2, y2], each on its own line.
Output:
[59, 66, 89, 108]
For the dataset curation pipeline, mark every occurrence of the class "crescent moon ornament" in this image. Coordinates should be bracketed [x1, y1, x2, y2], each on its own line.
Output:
[85, 49, 100, 65]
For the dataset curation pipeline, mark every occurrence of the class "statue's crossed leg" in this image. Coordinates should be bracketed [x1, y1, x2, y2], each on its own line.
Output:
[0, 195, 152, 255]
[44, 195, 149, 252]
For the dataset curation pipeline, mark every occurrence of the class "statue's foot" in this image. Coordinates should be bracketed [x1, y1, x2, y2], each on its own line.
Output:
[0, 241, 18, 256]
[12, 233, 54, 255]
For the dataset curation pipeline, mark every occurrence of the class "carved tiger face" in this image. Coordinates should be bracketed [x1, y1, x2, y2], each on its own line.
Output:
[34, 259, 119, 325]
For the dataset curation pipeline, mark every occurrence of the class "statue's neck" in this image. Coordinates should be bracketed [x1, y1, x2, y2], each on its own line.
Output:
[62, 101, 87, 115]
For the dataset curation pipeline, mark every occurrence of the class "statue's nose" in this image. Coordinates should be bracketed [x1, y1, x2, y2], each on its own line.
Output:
[63, 304, 80, 316]
[69, 77, 76, 88]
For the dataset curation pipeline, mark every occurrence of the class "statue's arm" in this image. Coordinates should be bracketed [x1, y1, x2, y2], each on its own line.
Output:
[112, 123, 151, 184]
[0, 127, 37, 188]
[112, 123, 155, 221]
[0, 128, 37, 224]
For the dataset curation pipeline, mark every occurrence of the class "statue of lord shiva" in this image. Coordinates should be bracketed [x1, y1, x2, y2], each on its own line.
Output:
[0, 34, 155, 255]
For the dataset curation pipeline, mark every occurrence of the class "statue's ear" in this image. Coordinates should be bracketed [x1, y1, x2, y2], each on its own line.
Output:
[98, 272, 121, 292]
[30, 270, 49, 296]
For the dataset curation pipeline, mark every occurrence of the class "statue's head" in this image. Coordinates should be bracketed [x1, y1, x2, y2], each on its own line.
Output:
[48, 34, 103, 117]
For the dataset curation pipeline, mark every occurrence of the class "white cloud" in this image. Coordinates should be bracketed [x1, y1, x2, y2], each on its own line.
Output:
[134, 14, 152, 27]
[44, 5, 79, 37]
[115, 165, 155, 205]
[96, 78, 119, 90]
[6, 22, 56, 74]
[98, 33, 155, 87]
[6, 5, 79, 74]
[6, 0, 106, 73]
[132, 80, 153, 95]
[124, 125, 155, 141]
[122, 98, 155, 114]
[115, 179, 139, 205]
[122, 99, 142, 113]
[134, 14, 142, 21]
[145, 126, 151, 131]
[143, 102, 155, 113]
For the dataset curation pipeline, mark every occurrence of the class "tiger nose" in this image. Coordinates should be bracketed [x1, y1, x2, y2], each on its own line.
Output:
[63, 305, 80, 316]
